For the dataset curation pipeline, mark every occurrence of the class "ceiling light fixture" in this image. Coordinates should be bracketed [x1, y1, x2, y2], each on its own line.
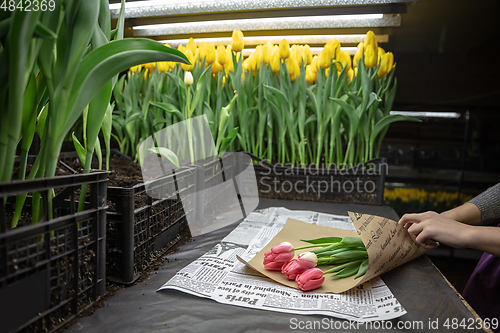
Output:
[109, 0, 414, 19]
[133, 14, 398, 37]
[159, 34, 389, 48]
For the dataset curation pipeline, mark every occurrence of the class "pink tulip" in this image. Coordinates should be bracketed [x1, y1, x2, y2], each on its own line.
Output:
[281, 252, 317, 279]
[295, 268, 325, 291]
[263, 242, 294, 270]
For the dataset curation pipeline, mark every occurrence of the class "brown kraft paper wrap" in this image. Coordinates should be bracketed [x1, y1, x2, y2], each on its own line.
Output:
[241, 212, 427, 293]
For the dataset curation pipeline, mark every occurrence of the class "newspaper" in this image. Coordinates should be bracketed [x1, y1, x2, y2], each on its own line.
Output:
[158, 207, 406, 322]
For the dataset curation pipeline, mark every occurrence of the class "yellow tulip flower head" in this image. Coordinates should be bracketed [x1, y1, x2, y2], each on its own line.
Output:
[184, 50, 195, 71]
[353, 42, 364, 68]
[270, 50, 280, 73]
[297, 45, 305, 65]
[263, 42, 273, 65]
[311, 55, 319, 74]
[205, 43, 216, 65]
[279, 39, 290, 59]
[305, 64, 316, 84]
[157, 61, 169, 72]
[217, 45, 227, 66]
[186, 38, 197, 56]
[319, 48, 331, 69]
[364, 44, 377, 68]
[324, 39, 341, 61]
[335, 50, 352, 72]
[144, 62, 157, 72]
[129, 64, 142, 74]
[198, 42, 209, 62]
[325, 67, 330, 78]
[287, 57, 299, 82]
[224, 54, 234, 74]
[291, 44, 299, 63]
[377, 51, 394, 78]
[364, 30, 378, 50]
[211, 59, 223, 75]
[347, 67, 354, 82]
[231, 29, 244, 53]
[303, 44, 313, 65]
[363, 31, 378, 68]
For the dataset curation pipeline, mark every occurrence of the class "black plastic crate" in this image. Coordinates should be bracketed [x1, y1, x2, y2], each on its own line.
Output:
[106, 167, 196, 284]
[252, 157, 387, 205]
[0, 172, 108, 333]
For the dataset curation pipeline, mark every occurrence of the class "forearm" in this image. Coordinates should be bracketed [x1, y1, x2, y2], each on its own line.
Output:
[466, 225, 500, 257]
[441, 202, 482, 226]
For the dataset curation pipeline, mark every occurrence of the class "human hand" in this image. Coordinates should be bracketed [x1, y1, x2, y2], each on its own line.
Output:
[398, 211, 472, 249]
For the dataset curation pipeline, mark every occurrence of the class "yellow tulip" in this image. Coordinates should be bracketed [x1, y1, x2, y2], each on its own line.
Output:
[157, 61, 169, 72]
[168, 61, 176, 72]
[286, 57, 299, 81]
[143, 62, 157, 72]
[243, 58, 250, 72]
[305, 64, 316, 84]
[298, 45, 305, 65]
[177, 44, 186, 54]
[377, 51, 394, 78]
[129, 65, 142, 73]
[364, 43, 377, 68]
[279, 39, 290, 59]
[325, 67, 330, 78]
[164, 43, 171, 48]
[224, 54, 234, 74]
[252, 47, 263, 71]
[217, 45, 227, 66]
[335, 50, 351, 72]
[186, 38, 197, 56]
[231, 29, 244, 52]
[347, 68, 354, 82]
[205, 43, 216, 65]
[198, 42, 209, 62]
[364, 30, 378, 50]
[270, 50, 280, 73]
[303, 44, 313, 65]
[325, 39, 341, 60]
[211, 59, 223, 75]
[184, 50, 195, 71]
[262, 42, 273, 65]
[353, 42, 363, 68]
[291, 44, 299, 63]
[363, 31, 378, 68]
[319, 48, 331, 69]
[311, 55, 319, 74]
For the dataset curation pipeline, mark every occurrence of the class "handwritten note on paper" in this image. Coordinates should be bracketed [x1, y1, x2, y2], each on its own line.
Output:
[242, 212, 427, 293]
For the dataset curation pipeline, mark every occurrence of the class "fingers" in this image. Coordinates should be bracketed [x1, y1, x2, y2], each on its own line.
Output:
[398, 213, 424, 227]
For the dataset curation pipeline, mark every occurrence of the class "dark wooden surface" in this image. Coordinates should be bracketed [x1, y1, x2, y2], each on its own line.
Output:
[65, 199, 485, 333]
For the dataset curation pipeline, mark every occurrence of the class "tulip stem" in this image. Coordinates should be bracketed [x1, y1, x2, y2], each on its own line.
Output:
[293, 243, 337, 251]
[321, 259, 364, 275]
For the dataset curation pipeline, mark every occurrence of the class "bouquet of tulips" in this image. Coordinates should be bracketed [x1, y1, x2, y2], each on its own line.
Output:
[263, 237, 369, 291]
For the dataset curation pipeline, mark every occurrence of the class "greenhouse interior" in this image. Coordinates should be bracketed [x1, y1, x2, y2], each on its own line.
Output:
[1, 0, 499, 332]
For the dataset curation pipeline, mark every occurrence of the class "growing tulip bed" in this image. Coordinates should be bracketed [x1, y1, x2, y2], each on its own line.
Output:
[111, 30, 420, 170]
